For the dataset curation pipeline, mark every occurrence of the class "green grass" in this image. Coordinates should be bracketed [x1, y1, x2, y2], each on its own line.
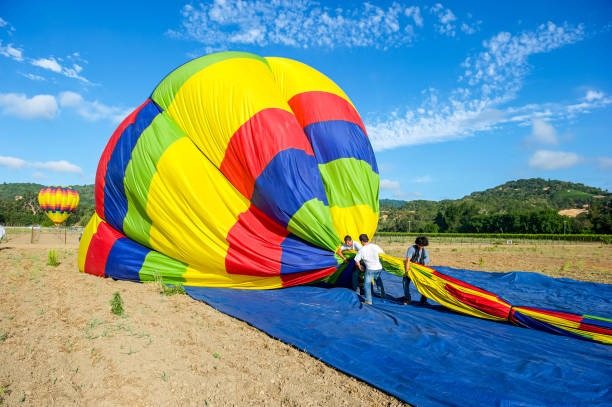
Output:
[110, 292, 124, 316]
[153, 271, 186, 296]
[46, 249, 59, 267]
[0, 386, 10, 405]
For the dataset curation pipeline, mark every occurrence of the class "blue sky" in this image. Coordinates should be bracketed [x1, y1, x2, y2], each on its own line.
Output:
[0, 1, 611, 201]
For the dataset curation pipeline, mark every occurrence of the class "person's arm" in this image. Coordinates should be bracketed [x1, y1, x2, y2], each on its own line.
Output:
[424, 248, 430, 265]
[404, 246, 414, 275]
[336, 246, 347, 262]
[354, 252, 364, 272]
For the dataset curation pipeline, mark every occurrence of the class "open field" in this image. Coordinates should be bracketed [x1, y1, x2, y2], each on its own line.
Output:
[0, 229, 610, 406]
[375, 235, 612, 284]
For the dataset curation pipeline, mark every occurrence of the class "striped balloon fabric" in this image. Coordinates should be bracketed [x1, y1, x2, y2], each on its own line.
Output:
[379, 255, 612, 345]
[78, 52, 379, 289]
[38, 186, 80, 225]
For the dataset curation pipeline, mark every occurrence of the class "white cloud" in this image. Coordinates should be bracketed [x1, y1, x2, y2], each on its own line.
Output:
[58, 91, 132, 123]
[585, 90, 604, 101]
[169, 1, 426, 50]
[32, 171, 48, 180]
[462, 22, 584, 101]
[0, 40, 23, 61]
[367, 22, 588, 151]
[530, 119, 558, 145]
[31, 57, 62, 72]
[0, 17, 15, 32]
[30, 58, 90, 82]
[597, 157, 612, 170]
[0, 156, 82, 174]
[460, 21, 481, 35]
[380, 179, 401, 190]
[58, 91, 84, 107]
[0, 91, 130, 123]
[0, 41, 91, 82]
[429, 3, 457, 36]
[19, 72, 46, 81]
[0, 93, 58, 119]
[32, 160, 83, 173]
[414, 175, 432, 183]
[0, 156, 27, 169]
[528, 150, 581, 170]
[405, 6, 423, 27]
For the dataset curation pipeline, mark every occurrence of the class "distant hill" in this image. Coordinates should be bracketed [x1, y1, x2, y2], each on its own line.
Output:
[0, 183, 95, 206]
[379, 199, 406, 208]
[459, 178, 610, 212]
[378, 178, 611, 234]
[380, 178, 610, 212]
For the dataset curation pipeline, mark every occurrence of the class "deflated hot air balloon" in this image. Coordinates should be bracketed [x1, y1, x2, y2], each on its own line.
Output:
[39, 186, 80, 226]
[79, 51, 379, 288]
[78, 51, 612, 345]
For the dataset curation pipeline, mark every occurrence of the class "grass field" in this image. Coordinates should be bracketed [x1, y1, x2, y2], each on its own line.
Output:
[0, 229, 610, 405]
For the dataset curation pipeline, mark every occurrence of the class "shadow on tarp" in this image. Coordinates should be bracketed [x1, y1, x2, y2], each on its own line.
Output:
[186, 267, 612, 407]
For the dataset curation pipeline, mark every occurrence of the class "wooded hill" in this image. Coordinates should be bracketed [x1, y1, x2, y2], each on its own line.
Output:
[380, 178, 611, 234]
[1, 179, 611, 233]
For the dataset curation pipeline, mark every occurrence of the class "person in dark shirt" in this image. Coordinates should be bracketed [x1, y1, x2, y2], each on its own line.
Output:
[403, 236, 430, 305]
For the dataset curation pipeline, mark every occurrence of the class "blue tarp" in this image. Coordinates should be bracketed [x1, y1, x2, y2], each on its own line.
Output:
[185, 267, 612, 407]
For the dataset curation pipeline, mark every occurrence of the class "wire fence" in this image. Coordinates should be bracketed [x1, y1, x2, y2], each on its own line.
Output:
[2, 225, 83, 244]
[374, 232, 612, 246]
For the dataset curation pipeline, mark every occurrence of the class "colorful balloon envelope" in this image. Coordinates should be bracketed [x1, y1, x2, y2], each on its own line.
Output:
[78, 51, 379, 289]
[38, 186, 80, 226]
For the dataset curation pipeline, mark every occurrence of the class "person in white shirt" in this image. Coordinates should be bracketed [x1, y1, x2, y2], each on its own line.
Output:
[354, 234, 385, 305]
[0, 225, 5, 243]
[336, 235, 363, 262]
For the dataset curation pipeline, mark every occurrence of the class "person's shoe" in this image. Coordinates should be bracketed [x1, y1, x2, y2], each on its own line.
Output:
[419, 296, 428, 305]
[361, 301, 373, 305]
[403, 294, 411, 305]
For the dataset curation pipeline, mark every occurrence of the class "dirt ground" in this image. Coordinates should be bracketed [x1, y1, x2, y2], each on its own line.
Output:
[0, 230, 610, 406]
[376, 236, 612, 284]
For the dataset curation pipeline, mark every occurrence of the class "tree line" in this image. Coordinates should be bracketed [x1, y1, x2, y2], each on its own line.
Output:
[379, 199, 612, 234]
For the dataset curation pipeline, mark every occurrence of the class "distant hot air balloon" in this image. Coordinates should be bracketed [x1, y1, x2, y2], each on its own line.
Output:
[38, 186, 80, 226]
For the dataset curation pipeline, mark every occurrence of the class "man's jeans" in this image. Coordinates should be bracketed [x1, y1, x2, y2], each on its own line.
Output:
[352, 267, 361, 295]
[403, 275, 412, 302]
[404, 274, 427, 304]
[363, 268, 385, 304]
